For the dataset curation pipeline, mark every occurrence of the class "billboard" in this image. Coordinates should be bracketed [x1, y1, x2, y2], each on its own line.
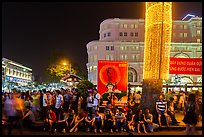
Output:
[98, 60, 128, 104]
[169, 58, 202, 75]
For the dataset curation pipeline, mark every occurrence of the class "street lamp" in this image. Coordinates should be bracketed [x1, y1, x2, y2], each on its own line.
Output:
[62, 61, 72, 75]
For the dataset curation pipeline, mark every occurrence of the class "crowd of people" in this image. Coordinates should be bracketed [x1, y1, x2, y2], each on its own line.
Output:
[2, 87, 202, 135]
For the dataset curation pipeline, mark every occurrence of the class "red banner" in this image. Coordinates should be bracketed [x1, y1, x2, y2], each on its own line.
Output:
[98, 60, 128, 104]
[169, 58, 202, 75]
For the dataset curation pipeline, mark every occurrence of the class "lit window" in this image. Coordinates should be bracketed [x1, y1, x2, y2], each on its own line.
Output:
[131, 24, 134, 28]
[184, 25, 187, 29]
[120, 55, 124, 60]
[94, 46, 97, 50]
[124, 24, 127, 28]
[106, 46, 109, 50]
[135, 24, 138, 28]
[180, 33, 183, 37]
[104, 33, 106, 37]
[132, 55, 136, 60]
[135, 32, 138, 37]
[108, 32, 111, 36]
[120, 46, 124, 51]
[94, 55, 97, 62]
[124, 55, 128, 60]
[130, 32, 134, 36]
[110, 55, 114, 60]
[111, 46, 114, 50]
[124, 32, 127, 36]
[197, 30, 201, 35]
[119, 32, 123, 36]
[197, 39, 201, 43]
[184, 33, 187, 37]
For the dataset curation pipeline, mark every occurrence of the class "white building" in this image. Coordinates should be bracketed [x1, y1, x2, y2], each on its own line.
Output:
[86, 16, 202, 92]
[2, 58, 33, 87]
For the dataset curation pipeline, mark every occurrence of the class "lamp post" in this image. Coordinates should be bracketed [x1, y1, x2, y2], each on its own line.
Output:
[63, 62, 72, 75]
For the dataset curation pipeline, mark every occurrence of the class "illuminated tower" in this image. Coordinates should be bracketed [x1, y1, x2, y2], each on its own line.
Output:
[143, 2, 172, 80]
[141, 2, 172, 112]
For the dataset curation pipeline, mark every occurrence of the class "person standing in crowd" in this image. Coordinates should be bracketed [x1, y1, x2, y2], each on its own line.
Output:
[168, 101, 179, 125]
[172, 91, 178, 111]
[156, 94, 170, 127]
[178, 91, 185, 111]
[165, 89, 173, 102]
[71, 89, 80, 114]
[4, 91, 24, 135]
[86, 92, 93, 117]
[47, 91, 53, 108]
[41, 89, 48, 121]
[92, 89, 100, 113]
[183, 93, 199, 135]
[31, 90, 40, 119]
[55, 90, 64, 121]
[64, 89, 70, 112]
[134, 91, 141, 109]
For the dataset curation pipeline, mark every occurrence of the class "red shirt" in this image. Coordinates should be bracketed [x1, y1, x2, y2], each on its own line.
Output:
[122, 106, 129, 115]
[49, 111, 57, 122]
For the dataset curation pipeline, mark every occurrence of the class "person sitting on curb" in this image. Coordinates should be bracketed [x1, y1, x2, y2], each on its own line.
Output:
[44, 107, 57, 132]
[144, 108, 159, 133]
[92, 110, 103, 133]
[69, 111, 85, 133]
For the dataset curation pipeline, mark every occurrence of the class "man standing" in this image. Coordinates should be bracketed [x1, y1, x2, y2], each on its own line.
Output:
[55, 90, 64, 121]
[41, 89, 48, 121]
[92, 89, 100, 113]
[134, 91, 141, 109]
[156, 94, 169, 127]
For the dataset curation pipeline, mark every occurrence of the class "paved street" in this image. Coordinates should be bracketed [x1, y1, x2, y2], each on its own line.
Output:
[2, 128, 202, 135]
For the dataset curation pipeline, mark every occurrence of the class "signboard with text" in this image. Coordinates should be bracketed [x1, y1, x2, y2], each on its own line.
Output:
[169, 58, 202, 75]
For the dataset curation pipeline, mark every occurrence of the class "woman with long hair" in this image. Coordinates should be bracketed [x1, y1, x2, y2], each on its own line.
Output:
[182, 93, 198, 135]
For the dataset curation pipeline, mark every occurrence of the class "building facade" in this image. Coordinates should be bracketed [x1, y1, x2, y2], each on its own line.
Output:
[86, 16, 202, 92]
[2, 58, 33, 88]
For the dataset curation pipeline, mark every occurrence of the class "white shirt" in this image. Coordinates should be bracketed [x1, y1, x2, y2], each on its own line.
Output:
[87, 96, 93, 108]
[55, 94, 64, 109]
[43, 93, 48, 107]
[93, 93, 100, 107]
[134, 93, 141, 103]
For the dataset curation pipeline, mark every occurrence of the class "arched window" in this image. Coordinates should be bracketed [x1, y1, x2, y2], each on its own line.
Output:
[128, 71, 133, 82]
[128, 67, 137, 82]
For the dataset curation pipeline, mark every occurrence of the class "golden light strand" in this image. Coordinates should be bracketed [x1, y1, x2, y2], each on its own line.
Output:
[143, 2, 172, 80]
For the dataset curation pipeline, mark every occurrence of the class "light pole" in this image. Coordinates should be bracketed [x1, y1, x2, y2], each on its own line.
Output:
[63, 62, 72, 75]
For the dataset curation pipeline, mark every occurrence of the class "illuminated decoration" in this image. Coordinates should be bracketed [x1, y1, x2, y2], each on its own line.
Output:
[143, 2, 172, 80]
[182, 14, 195, 20]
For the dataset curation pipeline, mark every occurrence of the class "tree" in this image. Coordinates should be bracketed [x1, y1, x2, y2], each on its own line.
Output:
[45, 50, 77, 83]
[76, 80, 95, 97]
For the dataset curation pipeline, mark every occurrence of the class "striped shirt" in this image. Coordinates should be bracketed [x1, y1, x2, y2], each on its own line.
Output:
[156, 99, 167, 112]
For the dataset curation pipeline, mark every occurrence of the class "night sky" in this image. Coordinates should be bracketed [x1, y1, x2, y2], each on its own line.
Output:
[2, 2, 202, 81]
